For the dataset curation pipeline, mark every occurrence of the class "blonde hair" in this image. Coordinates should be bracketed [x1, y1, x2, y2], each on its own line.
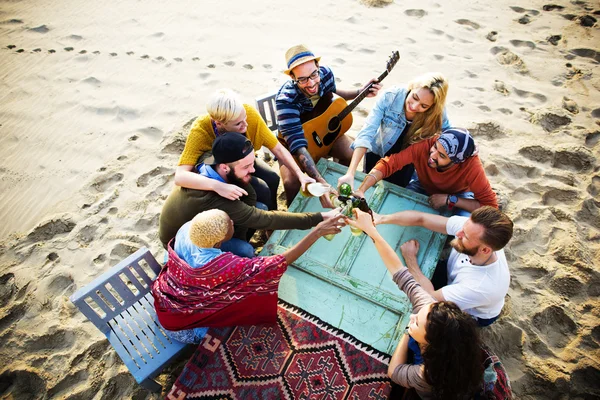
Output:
[404, 72, 449, 147]
[188, 209, 230, 248]
[206, 89, 244, 124]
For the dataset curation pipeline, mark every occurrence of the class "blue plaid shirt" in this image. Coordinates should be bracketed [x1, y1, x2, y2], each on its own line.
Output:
[275, 65, 337, 154]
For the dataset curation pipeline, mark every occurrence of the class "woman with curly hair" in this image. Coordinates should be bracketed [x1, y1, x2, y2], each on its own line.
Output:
[338, 72, 450, 191]
[348, 209, 506, 400]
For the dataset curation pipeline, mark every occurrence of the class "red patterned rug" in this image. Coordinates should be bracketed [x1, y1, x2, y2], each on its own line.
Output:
[167, 300, 393, 399]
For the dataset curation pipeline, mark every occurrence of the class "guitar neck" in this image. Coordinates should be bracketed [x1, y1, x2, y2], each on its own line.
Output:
[338, 69, 389, 121]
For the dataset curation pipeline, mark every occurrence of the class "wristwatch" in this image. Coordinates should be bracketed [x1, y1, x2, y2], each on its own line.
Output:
[447, 195, 458, 209]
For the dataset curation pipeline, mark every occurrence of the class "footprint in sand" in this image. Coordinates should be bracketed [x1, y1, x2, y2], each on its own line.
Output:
[93, 253, 106, 265]
[562, 96, 579, 114]
[585, 131, 600, 147]
[0, 370, 46, 398]
[405, 9, 427, 18]
[128, 135, 138, 141]
[454, 19, 480, 29]
[32, 48, 41, 52]
[543, 4, 565, 11]
[490, 46, 529, 74]
[547, 35, 561, 45]
[93, 50, 100, 54]
[29, 24, 50, 33]
[79, 50, 86, 54]
[570, 48, 600, 63]
[513, 87, 547, 103]
[134, 213, 159, 232]
[136, 166, 172, 188]
[174, 57, 183, 62]
[109, 52, 117, 56]
[0, 273, 16, 308]
[510, 6, 540, 15]
[1, 18, 23, 24]
[549, 273, 584, 298]
[64, 47, 74, 52]
[90, 172, 124, 193]
[45, 274, 75, 294]
[493, 80, 509, 95]
[553, 146, 595, 172]
[519, 145, 554, 163]
[110, 242, 141, 261]
[470, 122, 508, 140]
[76, 225, 97, 244]
[530, 111, 571, 132]
[486, 31, 498, 42]
[207, 64, 215, 68]
[243, 64, 253, 69]
[531, 305, 577, 348]
[47, 252, 59, 262]
[26, 215, 77, 243]
[510, 39, 536, 50]
[224, 61, 235, 67]
[28, 328, 76, 351]
[263, 64, 272, 69]
[542, 188, 580, 205]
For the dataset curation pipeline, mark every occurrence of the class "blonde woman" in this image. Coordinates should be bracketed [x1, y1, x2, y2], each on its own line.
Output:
[176, 89, 314, 211]
[338, 73, 450, 190]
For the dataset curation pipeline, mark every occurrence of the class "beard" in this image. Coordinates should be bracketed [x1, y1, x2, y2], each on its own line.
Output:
[450, 237, 479, 257]
[226, 168, 250, 188]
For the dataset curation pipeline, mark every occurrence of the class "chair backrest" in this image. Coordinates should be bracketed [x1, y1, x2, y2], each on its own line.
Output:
[256, 92, 278, 131]
[70, 247, 162, 334]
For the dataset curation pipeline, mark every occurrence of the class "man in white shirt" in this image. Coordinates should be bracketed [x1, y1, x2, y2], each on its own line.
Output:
[375, 206, 513, 326]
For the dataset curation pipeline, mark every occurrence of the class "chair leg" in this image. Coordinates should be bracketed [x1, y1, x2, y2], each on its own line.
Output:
[140, 378, 162, 393]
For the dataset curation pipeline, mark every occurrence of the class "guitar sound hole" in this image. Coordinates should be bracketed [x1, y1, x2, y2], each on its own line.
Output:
[324, 117, 342, 146]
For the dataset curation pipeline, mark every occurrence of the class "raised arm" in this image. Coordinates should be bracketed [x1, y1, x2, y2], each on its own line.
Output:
[335, 78, 382, 101]
[377, 210, 448, 235]
[281, 214, 344, 264]
[270, 143, 315, 191]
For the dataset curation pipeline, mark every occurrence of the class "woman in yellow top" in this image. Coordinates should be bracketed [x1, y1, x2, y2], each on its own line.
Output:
[176, 89, 314, 210]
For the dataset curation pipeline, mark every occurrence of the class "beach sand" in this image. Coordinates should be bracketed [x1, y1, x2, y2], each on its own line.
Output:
[0, 0, 598, 398]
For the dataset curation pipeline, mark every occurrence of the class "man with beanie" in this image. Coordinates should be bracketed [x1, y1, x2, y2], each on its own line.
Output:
[355, 127, 498, 216]
[158, 132, 339, 254]
[275, 44, 381, 207]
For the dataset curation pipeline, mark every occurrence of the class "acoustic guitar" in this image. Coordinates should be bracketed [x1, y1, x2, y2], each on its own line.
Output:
[296, 51, 400, 163]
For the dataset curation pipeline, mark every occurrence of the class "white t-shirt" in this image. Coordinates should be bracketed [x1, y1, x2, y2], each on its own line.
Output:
[441, 216, 510, 319]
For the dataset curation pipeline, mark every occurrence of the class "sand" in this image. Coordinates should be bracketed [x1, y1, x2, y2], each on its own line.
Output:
[0, 0, 598, 398]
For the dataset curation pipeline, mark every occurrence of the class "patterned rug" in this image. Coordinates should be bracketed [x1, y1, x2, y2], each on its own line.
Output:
[167, 300, 393, 400]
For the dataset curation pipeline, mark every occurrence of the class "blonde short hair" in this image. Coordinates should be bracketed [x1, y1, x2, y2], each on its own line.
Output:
[404, 72, 449, 147]
[206, 89, 244, 124]
[188, 209, 230, 248]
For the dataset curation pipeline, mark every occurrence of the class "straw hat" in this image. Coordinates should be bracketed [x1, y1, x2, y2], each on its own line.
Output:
[284, 44, 321, 75]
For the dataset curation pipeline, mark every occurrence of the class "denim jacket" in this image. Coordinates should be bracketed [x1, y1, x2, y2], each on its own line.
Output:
[351, 86, 451, 157]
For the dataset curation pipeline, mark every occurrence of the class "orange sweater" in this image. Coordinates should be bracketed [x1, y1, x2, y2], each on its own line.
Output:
[374, 137, 498, 208]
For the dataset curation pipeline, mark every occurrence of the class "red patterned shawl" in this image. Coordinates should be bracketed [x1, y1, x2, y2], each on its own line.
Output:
[152, 245, 287, 330]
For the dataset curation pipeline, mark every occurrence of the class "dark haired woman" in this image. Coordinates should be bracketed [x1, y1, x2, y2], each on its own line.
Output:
[348, 209, 509, 399]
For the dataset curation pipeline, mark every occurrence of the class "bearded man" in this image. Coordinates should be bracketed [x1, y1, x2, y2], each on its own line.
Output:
[159, 132, 338, 256]
[373, 206, 513, 327]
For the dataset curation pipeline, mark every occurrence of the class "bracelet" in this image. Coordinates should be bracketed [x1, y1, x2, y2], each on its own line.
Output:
[366, 173, 378, 183]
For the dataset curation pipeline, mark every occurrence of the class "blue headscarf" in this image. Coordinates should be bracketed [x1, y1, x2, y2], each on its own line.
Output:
[438, 128, 476, 164]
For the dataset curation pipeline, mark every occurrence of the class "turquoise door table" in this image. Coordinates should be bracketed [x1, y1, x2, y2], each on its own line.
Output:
[259, 159, 447, 354]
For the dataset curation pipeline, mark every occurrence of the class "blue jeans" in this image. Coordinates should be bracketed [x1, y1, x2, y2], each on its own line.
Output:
[406, 175, 475, 217]
[220, 238, 255, 258]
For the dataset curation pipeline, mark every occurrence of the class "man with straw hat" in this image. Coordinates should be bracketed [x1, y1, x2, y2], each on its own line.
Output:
[276, 44, 381, 207]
